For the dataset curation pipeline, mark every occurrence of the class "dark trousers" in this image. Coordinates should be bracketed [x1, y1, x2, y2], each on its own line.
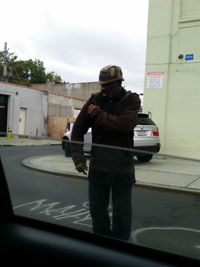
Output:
[89, 171, 133, 240]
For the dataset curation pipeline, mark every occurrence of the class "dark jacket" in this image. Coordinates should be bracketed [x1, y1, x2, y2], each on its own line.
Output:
[71, 88, 141, 173]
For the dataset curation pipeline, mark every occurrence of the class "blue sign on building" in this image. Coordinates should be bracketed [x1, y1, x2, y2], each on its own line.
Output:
[185, 54, 194, 61]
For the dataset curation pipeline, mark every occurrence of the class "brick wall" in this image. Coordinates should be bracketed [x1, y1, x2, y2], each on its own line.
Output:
[48, 116, 68, 139]
[47, 94, 85, 139]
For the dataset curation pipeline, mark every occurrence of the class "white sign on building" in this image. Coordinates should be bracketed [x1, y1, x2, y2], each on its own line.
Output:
[147, 72, 164, 89]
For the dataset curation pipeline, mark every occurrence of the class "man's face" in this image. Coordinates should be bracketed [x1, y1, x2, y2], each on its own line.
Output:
[100, 81, 121, 99]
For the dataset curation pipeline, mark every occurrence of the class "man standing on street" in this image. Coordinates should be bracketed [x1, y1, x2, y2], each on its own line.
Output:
[71, 65, 141, 240]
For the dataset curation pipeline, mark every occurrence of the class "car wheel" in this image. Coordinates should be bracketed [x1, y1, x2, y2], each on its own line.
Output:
[136, 154, 153, 162]
[65, 141, 71, 157]
[62, 137, 68, 150]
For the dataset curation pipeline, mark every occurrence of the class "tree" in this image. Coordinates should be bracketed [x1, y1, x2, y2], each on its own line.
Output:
[6, 59, 47, 85]
[0, 50, 17, 81]
[46, 71, 62, 84]
[0, 50, 63, 85]
[0, 50, 17, 64]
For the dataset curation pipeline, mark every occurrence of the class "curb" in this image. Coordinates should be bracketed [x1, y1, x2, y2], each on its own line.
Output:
[134, 182, 200, 195]
[22, 157, 87, 180]
[0, 143, 61, 147]
[22, 157, 200, 195]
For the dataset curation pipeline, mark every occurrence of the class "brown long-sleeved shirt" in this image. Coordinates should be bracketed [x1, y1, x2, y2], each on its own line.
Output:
[71, 88, 141, 173]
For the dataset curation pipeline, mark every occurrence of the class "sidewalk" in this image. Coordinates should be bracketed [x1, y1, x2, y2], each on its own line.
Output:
[0, 136, 61, 146]
[22, 154, 200, 194]
[1, 136, 200, 194]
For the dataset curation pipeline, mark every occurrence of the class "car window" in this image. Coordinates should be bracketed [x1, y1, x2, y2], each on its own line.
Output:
[0, 137, 200, 262]
[66, 114, 156, 133]
[1, 0, 200, 264]
[137, 115, 155, 125]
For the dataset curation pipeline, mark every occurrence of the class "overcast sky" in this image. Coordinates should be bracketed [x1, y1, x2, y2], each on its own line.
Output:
[1, 0, 149, 94]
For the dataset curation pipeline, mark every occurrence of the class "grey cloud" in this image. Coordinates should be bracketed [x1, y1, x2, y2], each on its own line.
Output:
[10, 23, 146, 92]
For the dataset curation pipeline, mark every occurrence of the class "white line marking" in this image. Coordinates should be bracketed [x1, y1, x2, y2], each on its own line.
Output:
[14, 199, 92, 228]
[132, 226, 200, 244]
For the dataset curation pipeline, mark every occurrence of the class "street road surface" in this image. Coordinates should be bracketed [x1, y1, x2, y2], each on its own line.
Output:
[0, 145, 200, 260]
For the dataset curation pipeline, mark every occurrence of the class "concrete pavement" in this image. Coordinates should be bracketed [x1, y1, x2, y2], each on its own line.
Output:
[0, 136, 61, 146]
[22, 154, 200, 194]
[1, 136, 200, 194]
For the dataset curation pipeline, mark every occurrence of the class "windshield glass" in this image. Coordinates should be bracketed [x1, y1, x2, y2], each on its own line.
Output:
[0, 136, 200, 261]
[1, 0, 200, 263]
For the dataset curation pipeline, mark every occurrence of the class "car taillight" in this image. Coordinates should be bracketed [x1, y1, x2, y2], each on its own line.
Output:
[152, 128, 159, 136]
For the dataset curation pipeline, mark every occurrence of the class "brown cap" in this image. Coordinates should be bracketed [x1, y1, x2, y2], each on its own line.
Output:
[99, 65, 124, 85]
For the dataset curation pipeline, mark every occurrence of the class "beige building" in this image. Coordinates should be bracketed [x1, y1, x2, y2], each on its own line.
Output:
[143, 0, 200, 159]
[47, 92, 85, 139]
[0, 81, 85, 139]
[31, 81, 100, 138]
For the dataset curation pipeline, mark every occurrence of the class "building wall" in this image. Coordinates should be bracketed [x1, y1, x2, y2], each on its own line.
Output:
[31, 81, 100, 138]
[31, 81, 100, 100]
[31, 81, 68, 96]
[143, 0, 200, 159]
[0, 82, 86, 139]
[47, 93, 85, 138]
[66, 82, 100, 100]
[0, 82, 48, 137]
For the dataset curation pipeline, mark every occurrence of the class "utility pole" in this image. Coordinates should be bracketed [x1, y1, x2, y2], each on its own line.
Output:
[2, 42, 9, 81]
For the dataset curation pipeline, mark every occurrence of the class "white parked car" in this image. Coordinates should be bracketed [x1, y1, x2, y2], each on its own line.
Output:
[62, 113, 160, 162]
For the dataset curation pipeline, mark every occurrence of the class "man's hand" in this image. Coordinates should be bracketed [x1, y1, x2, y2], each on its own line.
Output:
[87, 104, 100, 115]
[75, 162, 88, 175]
